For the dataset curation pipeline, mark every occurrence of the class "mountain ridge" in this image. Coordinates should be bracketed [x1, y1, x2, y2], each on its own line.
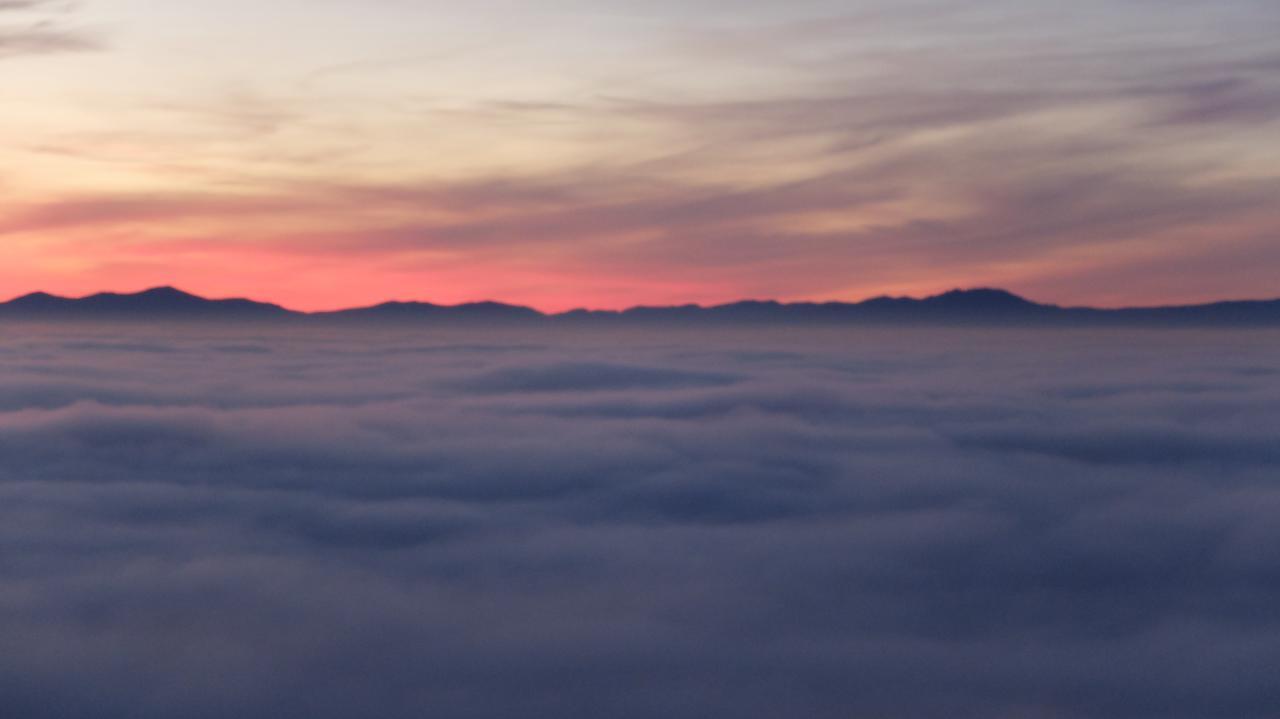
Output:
[2, 286, 1279, 326]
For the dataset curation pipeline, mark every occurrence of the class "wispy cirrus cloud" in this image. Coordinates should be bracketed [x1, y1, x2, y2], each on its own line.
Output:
[0, 0, 100, 58]
[0, 0, 57, 10]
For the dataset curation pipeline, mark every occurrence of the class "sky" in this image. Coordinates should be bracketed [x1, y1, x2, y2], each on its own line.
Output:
[1, 0, 1278, 310]
[3, 324, 1280, 717]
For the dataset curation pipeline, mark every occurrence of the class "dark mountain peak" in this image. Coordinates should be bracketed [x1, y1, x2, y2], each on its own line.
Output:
[0, 286, 287, 320]
[8, 290, 66, 305]
[83, 286, 204, 305]
[860, 295, 913, 307]
[457, 301, 542, 314]
[924, 288, 1036, 307]
[315, 299, 543, 323]
[621, 304, 705, 320]
[720, 299, 783, 309]
[137, 286, 199, 299]
[374, 301, 442, 310]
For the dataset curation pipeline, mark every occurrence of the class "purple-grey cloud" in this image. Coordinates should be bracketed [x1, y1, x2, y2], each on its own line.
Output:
[1, 324, 1279, 716]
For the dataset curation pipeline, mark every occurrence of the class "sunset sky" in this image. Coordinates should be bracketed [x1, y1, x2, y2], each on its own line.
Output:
[2, 0, 1278, 310]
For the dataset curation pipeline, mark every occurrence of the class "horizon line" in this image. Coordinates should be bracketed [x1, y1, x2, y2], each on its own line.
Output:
[5, 285, 1280, 316]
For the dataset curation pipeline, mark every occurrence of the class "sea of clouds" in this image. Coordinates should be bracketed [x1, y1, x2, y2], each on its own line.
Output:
[1, 323, 1278, 718]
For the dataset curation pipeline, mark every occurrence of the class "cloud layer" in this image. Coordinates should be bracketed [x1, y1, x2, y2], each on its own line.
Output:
[1, 324, 1279, 717]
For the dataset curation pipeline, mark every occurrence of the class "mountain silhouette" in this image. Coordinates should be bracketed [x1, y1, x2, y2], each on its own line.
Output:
[0, 287, 289, 320]
[315, 300, 543, 324]
[2, 286, 1279, 326]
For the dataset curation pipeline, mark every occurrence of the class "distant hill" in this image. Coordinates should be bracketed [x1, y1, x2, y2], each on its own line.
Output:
[0, 287, 290, 321]
[2, 286, 1279, 327]
[315, 300, 543, 324]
